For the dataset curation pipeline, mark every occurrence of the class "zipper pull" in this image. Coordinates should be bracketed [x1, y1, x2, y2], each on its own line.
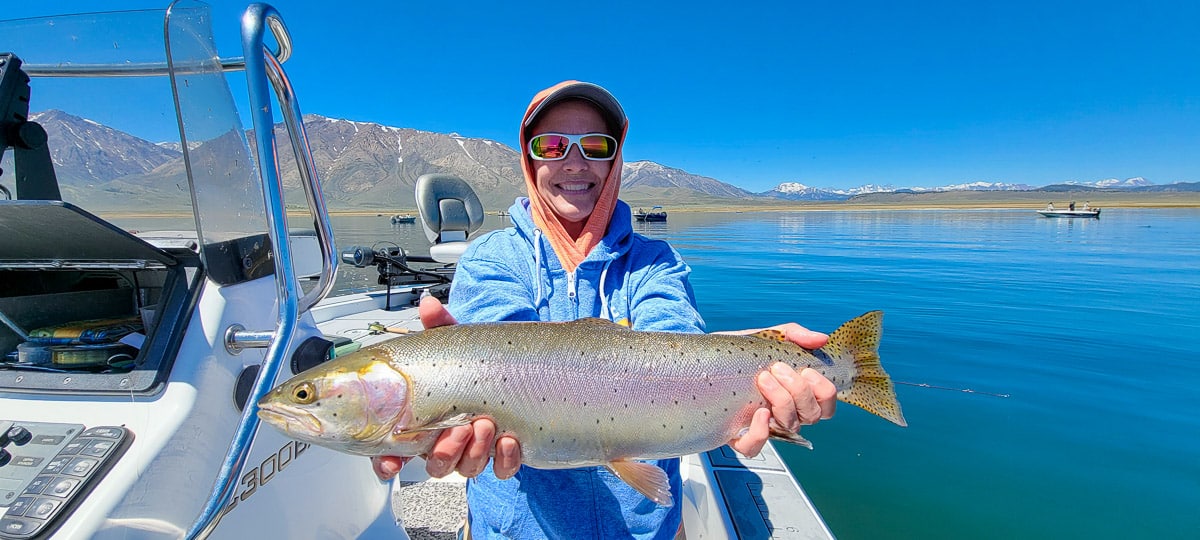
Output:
[566, 271, 577, 300]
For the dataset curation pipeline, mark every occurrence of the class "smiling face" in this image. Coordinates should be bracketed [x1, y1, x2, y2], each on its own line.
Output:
[527, 100, 615, 236]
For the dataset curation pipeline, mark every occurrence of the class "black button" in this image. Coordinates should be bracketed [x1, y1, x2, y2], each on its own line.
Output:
[5, 426, 33, 446]
[81, 427, 124, 440]
[41, 457, 70, 474]
[44, 477, 81, 499]
[81, 439, 116, 457]
[0, 516, 45, 538]
[24, 476, 54, 495]
[0, 448, 9, 467]
[26, 498, 62, 520]
[13, 456, 44, 468]
[30, 435, 65, 446]
[6, 497, 35, 517]
[59, 439, 87, 456]
[64, 457, 99, 478]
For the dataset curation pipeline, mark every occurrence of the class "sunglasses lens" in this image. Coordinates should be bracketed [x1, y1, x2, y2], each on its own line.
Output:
[580, 135, 616, 159]
[530, 135, 569, 160]
[529, 134, 617, 160]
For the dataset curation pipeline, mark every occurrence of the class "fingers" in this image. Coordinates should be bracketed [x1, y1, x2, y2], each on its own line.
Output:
[758, 363, 837, 432]
[714, 323, 828, 350]
[757, 368, 801, 432]
[371, 455, 411, 481]
[728, 408, 771, 458]
[418, 295, 458, 329]
[424, 424, 475, 478]
[800, 367, 837, 420]
[493, 436, 522, 479]
[776, 323, 828, 349]
[424, 419, 520, 480]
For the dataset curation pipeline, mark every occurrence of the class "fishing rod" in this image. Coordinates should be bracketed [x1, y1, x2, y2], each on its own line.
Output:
[896, 381, 1010, 398]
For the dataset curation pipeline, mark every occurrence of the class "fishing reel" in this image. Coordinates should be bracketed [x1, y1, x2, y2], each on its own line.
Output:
[340, 245, 453, 306]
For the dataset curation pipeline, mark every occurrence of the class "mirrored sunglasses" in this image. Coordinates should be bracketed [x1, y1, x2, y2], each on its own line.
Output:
[528, 133, 618, 161]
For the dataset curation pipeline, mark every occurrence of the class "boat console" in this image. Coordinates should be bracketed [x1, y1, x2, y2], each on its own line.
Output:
[0, 422, 131, 539]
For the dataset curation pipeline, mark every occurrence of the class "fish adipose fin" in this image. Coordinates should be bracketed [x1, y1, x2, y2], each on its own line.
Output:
[606, 459, 673, 507]
[827, 311, 908, 427]
[749, 328, 789, 343]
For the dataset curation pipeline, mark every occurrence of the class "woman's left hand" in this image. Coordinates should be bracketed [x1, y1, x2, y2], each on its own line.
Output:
[720, 323, 838, 458]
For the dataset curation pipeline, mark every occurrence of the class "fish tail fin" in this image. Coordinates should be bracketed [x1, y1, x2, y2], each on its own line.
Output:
[827, 311, 908, 427]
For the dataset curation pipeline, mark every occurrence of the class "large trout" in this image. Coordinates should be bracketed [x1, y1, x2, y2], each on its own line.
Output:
[258, 311, 906, 506]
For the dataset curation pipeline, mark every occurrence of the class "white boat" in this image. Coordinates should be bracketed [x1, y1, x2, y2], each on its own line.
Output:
[1037, 209, 1101, 218]
[0, 3, 833, 539]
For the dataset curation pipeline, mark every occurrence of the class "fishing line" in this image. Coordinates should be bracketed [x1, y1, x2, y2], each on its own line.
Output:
[895, 381, 1010, 398]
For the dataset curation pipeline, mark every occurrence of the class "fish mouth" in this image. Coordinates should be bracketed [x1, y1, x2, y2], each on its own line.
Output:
[257, 403, 323, 436]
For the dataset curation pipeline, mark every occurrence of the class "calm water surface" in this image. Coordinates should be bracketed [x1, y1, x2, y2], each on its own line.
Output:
[116, 209, 1200, 539]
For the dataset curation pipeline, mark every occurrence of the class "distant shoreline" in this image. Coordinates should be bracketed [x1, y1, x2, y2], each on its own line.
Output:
[93, 192, 1200, 219]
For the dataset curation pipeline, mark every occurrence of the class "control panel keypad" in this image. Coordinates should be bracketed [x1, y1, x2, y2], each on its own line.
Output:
[0, 424, 131, 540]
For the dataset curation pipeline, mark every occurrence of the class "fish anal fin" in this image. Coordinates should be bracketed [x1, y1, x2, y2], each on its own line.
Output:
[749, 329, 788, 343]
[768, 425, 813, 450]
[607, 459, 674, 507]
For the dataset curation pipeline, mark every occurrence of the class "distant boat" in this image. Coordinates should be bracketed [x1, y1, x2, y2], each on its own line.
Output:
[391, 214, 416, 224]
[1037, 209, 1100, 219]
[634, 205, 667, 222]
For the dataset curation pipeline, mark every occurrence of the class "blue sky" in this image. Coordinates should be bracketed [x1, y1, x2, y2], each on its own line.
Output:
[8, 1, 1200, 191]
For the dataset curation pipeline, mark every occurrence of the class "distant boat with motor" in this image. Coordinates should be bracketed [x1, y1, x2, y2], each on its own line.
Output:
[635, 205, 668, 222]
[1037, 209, 1100, 218]
[390, 213, 416, 224]
[1037, 203, 1100, 219]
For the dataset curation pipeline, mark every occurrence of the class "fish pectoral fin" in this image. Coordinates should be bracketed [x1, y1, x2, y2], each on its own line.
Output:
[394, 413, 475, 434]
[768, 424, 814, 450]
[606, 460, 673, 508]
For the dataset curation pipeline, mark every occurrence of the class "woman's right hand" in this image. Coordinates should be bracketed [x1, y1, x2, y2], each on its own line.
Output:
[371, 295, 523, 481]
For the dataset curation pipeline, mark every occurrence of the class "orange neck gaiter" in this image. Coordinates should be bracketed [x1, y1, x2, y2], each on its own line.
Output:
[520, 81, 628, 273]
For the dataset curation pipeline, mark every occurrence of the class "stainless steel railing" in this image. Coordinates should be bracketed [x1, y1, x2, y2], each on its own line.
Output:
[184, 2, 336, 538]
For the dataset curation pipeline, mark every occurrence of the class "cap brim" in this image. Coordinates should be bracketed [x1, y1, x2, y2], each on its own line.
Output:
[524, 82, 627, 131]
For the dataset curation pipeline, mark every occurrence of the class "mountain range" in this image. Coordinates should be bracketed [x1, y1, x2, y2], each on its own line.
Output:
[5, 110, 1196, 212]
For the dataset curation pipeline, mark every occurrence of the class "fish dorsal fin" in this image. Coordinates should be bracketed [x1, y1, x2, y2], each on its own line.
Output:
[606, 459, 673, 507]
[749, 328, 788, 343]
[569, 318, 630, 329]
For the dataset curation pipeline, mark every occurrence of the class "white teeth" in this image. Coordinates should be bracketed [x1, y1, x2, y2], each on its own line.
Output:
[559, 183, 591, 192]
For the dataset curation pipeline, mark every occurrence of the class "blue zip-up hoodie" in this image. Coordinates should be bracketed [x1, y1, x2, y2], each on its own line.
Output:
[448, 197, 706, 540]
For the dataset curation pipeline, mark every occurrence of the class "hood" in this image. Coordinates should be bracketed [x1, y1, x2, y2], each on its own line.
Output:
[520, 80, 629, 273]
[507, 198, 635, 270]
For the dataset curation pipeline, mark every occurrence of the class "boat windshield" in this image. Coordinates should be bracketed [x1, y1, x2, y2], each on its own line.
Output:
[0, 1, 269, 270]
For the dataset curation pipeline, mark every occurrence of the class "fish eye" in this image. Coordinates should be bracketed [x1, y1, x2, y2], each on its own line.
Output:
[292, 382, 317, 404]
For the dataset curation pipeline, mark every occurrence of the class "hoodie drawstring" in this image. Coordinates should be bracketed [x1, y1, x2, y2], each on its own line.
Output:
[598, 259, 614, 321]
[533, 229, 545, 309]
[533, 227, 617, 321]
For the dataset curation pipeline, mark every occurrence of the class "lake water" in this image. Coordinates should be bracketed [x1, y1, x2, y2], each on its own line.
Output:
[118, 208, 1200, 539]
